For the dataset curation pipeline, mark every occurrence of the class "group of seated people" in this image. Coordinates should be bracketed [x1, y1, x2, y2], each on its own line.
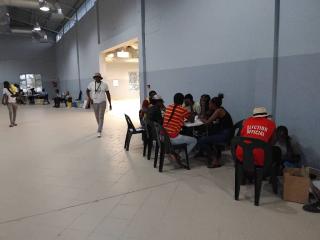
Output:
[53, 89, 73, 108]
[140, 90, 301, 170]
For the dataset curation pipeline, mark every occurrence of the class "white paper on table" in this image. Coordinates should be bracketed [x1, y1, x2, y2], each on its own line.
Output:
[184, 116, 204, 127]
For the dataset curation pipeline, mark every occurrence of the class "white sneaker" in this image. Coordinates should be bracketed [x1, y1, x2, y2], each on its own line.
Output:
[97, 132, 102, 138]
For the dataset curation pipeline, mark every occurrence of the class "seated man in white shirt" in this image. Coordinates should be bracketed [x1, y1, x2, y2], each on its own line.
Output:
[86, 73, 112, 138]
[184, 93, 201, 115]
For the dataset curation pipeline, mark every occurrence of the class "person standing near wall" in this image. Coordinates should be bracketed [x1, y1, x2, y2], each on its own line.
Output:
[2, 81, 18, 127]
[86, 73, 112, 138]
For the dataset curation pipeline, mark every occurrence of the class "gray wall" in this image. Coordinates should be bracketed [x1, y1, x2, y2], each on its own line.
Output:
[276, 0, 320, 168]
[55, 27, 79, 96]
[55, 0, 141, 97]
[145, 0, 275, 122]
[0, 35, 57, 96]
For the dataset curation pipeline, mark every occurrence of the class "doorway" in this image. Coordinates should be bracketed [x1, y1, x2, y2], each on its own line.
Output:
[100, 39, 140, 119]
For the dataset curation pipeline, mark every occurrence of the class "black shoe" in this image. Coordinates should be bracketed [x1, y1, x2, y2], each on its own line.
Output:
[303, 202, 320, 213]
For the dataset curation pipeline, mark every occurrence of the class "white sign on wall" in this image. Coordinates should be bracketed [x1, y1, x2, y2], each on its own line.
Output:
[128, 72, 139, 91]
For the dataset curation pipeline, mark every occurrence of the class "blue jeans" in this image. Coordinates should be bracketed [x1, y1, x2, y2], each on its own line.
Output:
[171, 134, 197, 154]
[198, 129, 233, 158]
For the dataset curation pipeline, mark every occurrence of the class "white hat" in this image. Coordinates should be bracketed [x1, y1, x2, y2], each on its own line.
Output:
[93, 73, 103, 79]
[253, 107, 269, 118]
[152, 94, 162, 100]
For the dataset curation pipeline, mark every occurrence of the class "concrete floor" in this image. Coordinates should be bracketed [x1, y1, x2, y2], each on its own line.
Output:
[0, 101, 319, 240]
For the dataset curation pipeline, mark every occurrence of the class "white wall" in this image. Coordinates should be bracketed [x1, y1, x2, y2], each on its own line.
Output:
[102, 62, 139, 100]
[0, 35, 57, 97]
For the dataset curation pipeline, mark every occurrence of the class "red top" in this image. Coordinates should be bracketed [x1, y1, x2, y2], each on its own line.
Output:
[236, 117, 276, 166]
[163, 104, 189, 138]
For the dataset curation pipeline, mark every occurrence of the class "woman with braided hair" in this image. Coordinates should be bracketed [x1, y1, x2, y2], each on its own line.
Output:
[163, 93, 197, 163]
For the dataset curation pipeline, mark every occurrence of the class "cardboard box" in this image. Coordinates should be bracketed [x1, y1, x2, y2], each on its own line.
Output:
[283, 168, 310, 204]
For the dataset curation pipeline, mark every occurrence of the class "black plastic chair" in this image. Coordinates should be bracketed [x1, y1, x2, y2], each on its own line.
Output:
[214, 120, 244, 162]
[124, 114, 146, 153]
[144, 120, 160, 161]
[153, 122, 190, 172]
[230, 136, 278, 206]
[144, 121, 161, 165]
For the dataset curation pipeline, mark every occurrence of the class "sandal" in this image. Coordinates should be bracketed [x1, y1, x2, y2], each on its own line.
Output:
[169, 153, 184, 168]
[9, 124, 13, 127]
[207, 159, 222, 168]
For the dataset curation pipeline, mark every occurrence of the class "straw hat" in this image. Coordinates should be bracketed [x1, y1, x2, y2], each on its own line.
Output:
[152, 94, 162, 100]
[93, 73, 103, 79]
[253, 107, 269, 118]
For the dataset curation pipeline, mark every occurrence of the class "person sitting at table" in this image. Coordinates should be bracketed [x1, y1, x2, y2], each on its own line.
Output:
[65, 91, 72, 108]
[274, 125, 301, 168]
[28, 88, 36, 104]
[199, 94, 211, 119]
[139, 90, 157, 125]
[53, 89, 61, 108]
[163, 93, 197, 163]
[235, 107, 281, 174]
[197, 94, 234, 168]
[184, 94, 201, 115]
[41, 88, 50, 104]
[147, 95, 164, 124]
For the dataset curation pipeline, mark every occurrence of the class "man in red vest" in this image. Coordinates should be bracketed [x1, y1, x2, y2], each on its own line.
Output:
[236, 107, 277, 166]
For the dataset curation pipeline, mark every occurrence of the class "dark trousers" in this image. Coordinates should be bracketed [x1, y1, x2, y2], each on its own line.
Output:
[43, 95, 50, 104]
[198, 128, 233, 159]
[54, 97, 60, 107]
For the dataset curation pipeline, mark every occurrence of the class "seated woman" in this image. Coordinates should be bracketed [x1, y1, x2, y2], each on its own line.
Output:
[274, 126, 301, 168]
[147, 95, 164, 124]
[197, 94, 234, 168]
[199, 94, 211, 119]
[53, 89, 61, 108]
[163, 93, 197, 164]
[139, 90, 157, 125]
[65, 91, 73, 108]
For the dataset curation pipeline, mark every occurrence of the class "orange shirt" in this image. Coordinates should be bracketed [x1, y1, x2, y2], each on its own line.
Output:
[163, 104, 189, 138]
[236, 117, 276, 166]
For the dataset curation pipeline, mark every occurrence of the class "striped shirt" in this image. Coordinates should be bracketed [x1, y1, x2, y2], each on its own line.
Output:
[163, 104, 189, 138]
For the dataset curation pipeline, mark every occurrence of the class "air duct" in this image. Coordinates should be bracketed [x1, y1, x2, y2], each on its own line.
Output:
[10, 27, 49, 42]
[0, 6, 48, 42]
[0, 0, 63, 16]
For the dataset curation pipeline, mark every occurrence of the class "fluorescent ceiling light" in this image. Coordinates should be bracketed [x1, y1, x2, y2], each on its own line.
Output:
[105, 53, 115, 62]
[39, 1, 50, 12]
[117, 50, 129, 58]
[33, 22, 41, 31]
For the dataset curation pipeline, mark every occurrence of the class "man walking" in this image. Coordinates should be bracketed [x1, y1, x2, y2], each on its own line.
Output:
[86, 73, 112, 137]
